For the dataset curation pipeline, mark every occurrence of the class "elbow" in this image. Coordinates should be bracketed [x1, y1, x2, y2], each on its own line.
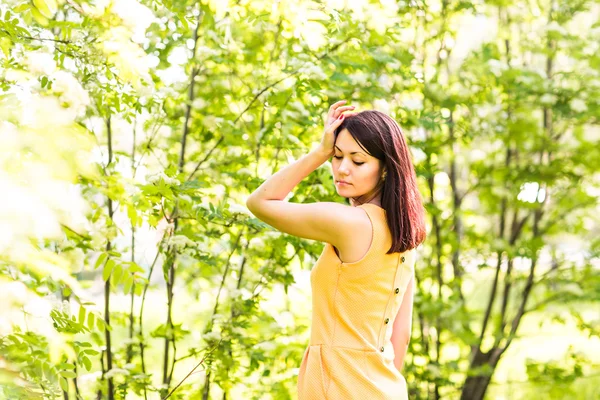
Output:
[246, 195, 264, 214]
[246, 195, 258, 211]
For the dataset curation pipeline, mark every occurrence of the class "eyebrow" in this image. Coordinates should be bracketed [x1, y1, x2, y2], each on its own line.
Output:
[334, 145, 366, 156]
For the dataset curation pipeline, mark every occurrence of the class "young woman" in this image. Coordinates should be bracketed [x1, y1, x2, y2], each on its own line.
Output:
[246, 100, 427, 399]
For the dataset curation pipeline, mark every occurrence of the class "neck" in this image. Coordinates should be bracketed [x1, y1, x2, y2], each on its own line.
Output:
[350, 193, 382, 207]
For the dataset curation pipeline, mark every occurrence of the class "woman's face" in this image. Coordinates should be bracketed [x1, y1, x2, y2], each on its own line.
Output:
[331, 129, 384, 203]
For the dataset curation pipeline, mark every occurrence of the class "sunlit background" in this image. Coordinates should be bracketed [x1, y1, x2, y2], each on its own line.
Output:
[1, 0, 599, 399]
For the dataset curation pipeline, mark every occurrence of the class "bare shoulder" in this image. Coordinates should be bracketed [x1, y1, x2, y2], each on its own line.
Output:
[303, 202, 372, 246]
[324, 203, 373, 262]
[245, 199, 370, 248]
[324, 202, 372, 233]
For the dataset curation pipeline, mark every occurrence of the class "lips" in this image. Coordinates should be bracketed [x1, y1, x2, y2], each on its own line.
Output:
[337, 180, 351, 185]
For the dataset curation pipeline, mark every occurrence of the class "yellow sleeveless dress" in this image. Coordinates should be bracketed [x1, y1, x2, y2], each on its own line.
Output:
[297, 203, 416, 399]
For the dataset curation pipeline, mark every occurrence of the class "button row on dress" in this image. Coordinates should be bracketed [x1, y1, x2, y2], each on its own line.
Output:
[381, 257, 406, 354]
[393, 257, 404, 294]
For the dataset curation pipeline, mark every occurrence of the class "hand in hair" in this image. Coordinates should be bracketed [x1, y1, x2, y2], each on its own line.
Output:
[318, 100, 358, 157]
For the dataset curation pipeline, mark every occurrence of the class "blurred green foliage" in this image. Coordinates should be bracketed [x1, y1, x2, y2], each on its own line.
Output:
[0, 0, 599, 399]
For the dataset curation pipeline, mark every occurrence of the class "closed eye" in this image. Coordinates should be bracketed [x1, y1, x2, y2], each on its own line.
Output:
[333, 156, 364, 165]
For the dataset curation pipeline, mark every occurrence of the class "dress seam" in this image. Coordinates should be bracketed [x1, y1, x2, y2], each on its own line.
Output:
[326, 264, 342, 399]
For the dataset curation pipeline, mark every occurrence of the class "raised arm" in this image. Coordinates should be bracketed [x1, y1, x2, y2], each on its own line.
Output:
[390, 275, 415, 373]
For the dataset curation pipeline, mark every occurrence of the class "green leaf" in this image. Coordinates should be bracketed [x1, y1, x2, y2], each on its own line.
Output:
[112, 264, 123, 285]
[59, 370, 77, 379]
[94, 253, 108, 270]
[30, 7, 48, 26]
[126, 261, 144, 273]
[42, 362, 52, 379]
[58, 363, 76, 370]
[0, 37, 12, 57]
[123, 273, 133, 294]
[179, 13, 188, 30]
[33, 0, 57, 18]
[96, 316, 107, 332]
[13, 4, 31, 13]
[60, 377, 68, 392]
[81, 356, 92, 371]
[102, 258, 115, 281]
[87, 312, 95, 331]
[78, 306, 86, 325]
[127, 204, 137, 226]
[83, 349, 99, 356]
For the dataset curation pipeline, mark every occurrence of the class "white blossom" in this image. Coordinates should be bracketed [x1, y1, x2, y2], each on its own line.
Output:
[348, 71, 370, 85]
[146, 172, 180, 186]
[540, 94, 557, 105]
[249, 236, 266, 249]
[545, 21, 567, 35]
[50, 71, 90, 117]
[487, 59, 508, 77]
[402, 98, 423, 111]
[236, 167, 253, 177]
[226, 146, 243, 157]
[569, 98, 588, 113]
[255, 341, 277, 352]
[110, 0, 155, 42]
[378, 74, 393, 92]
[24, 51, 57, 76]
[105, 368, 130, 379]
[373, 99, 391, 114]
[228, 203, 252, 216]
[300, 64, 328, 81]
[203, 331, 221, 342]
[168, 235, 196, 250]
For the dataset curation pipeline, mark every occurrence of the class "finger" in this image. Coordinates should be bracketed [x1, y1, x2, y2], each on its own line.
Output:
[332, 105, 356, 119]
[335, 106, 356, 114]
[329, 100, 347, 110]
[327, 114, 346, 131]
[334, 111, 357, 121]
[335, 113, 347, 124]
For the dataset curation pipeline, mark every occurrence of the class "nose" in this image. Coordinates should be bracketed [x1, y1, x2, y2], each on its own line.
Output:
[338, 158, 353, 175]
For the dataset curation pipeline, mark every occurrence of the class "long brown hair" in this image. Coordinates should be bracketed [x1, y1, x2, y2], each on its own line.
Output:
[334, 110, 427, 253]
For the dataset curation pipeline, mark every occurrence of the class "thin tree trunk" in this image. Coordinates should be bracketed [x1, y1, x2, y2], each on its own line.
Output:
[427, 173, 443, 400]
[461, 4, 555, 398]
[460, 349, 501, 400]
[123, 119, 137, 400]
[73, 364, 80, 398]
[162, 9, 204, 392]
[103, 116, 115, 400]
[139, 246, 162, 400]
[104, 121, 115, 400]
[202, 371, 211, 400]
